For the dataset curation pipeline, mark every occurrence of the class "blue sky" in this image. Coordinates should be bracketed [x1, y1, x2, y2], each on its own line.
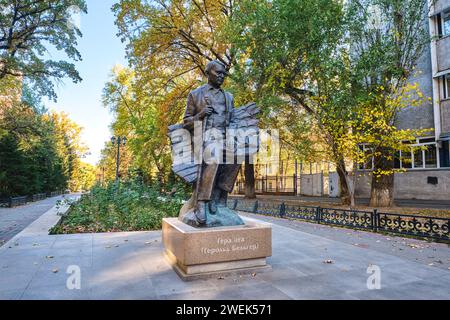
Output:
[44, 0, 127, 165]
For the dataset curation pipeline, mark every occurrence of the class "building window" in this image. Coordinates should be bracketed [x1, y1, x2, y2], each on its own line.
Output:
[413, 148, 424, 168]
[400, 138, 440, 169]
[424, 144, 437, 168]
[413, 138, 439, 169]
[394, 151, 401, 169]
[357, 144, 374, 170]
[439, 140, 450, 168]
[400, 142, 413, 169]
[444, 10, 450, 37]
[437, 10, 450, 38]
[358, 138, 445, 170]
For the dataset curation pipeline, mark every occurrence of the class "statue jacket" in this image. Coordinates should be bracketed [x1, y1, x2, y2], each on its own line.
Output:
[183, 84, 235, 132]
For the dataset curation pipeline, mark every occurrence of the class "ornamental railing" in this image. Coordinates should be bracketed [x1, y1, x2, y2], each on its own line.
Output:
[0, 190, 65, 208]
[227, 199, 450, 242]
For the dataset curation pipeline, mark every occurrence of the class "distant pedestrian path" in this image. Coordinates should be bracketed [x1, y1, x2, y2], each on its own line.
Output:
[0, 194, 79, 247]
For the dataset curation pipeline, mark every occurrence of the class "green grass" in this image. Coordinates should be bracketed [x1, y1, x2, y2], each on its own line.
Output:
[50, 181, 189, 234]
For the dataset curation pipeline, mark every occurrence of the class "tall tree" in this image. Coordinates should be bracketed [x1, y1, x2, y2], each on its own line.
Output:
[226, 0, 431, 207]
[112, 0, 259, 195]
[102, 65, 173, 183]
[347, 0, 430, 206]
[226, 0, 354, 203]
[0, 100, 89, 196]
[47, 111, 88, 191]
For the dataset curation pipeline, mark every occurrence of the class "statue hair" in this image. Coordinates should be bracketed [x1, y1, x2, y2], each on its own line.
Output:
[205, 60, 226, 75]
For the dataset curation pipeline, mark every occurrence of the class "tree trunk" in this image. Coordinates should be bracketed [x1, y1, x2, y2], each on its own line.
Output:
[346, 172, 356, 208]
[336, 158, 351, 205]
[244, 162, 256, 199]
[370, 150, 395, 207]
[369, 168, 394, 207]
[369, 172, 394, 207]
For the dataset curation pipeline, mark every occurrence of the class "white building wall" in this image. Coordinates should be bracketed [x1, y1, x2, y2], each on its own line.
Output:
[354, 171, 450, 200]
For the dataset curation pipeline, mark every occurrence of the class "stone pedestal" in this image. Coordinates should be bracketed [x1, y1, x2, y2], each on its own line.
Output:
[162, 216, 272, 281]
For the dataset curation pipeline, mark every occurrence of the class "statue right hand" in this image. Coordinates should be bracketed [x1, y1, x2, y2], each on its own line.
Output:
[200, 106, 214, 119]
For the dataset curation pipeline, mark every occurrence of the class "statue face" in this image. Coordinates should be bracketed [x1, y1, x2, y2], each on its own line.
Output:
[207, 63, 226, 88]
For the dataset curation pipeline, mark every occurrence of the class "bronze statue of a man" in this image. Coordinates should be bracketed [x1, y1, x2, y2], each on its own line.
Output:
[169, 60, 259, 227]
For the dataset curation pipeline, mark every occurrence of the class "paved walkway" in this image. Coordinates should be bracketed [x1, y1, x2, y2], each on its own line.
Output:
[231, 195, 450, 209]
[0, 195, 78, 247]
[0, 203, 449, 300]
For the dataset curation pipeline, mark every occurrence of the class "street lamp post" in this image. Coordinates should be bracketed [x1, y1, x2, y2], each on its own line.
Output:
[111, 136, 127, 186]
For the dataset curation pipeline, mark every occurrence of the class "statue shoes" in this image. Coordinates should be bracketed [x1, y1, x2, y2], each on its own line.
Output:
[209, 200, 218, 214]
[194, 201, 207, 225]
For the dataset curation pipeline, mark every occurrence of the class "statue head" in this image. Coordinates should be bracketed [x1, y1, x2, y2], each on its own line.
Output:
[205, 60, 227, 88]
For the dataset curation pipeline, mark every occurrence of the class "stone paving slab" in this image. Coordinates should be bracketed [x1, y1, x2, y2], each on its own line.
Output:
[0, 195, 79, 247]
[0, 202, 449, 300]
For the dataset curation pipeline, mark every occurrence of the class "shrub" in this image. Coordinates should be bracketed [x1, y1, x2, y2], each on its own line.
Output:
[50, 180, 190, 234]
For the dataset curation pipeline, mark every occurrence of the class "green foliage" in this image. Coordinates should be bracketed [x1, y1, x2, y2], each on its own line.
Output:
[102, 0, 429, 207]
[104, 1, 239, 182]
[225, 0, 348, 161]
[225, 0, 430, 206]
[0, 1, 90, 197]
[0, 0, 88, 101]
[50, 180, 190, 233]
[0, 100, 92, 196]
